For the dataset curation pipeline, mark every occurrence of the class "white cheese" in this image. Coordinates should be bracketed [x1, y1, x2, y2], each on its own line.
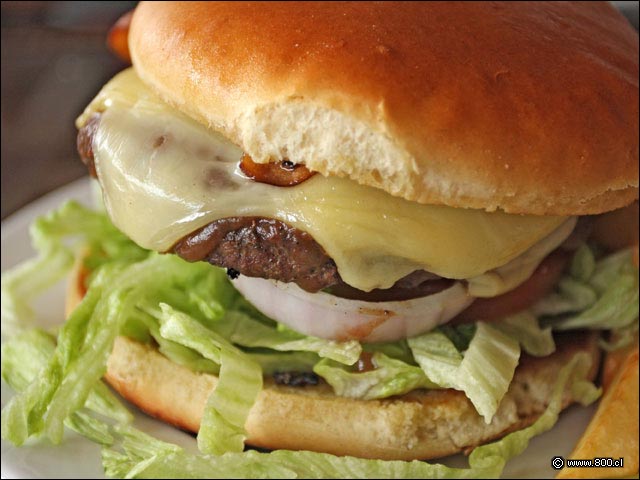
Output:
[80, 69, 569, 292]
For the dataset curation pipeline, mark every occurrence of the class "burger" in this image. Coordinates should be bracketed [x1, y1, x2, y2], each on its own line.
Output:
[1, 1, 638, 478]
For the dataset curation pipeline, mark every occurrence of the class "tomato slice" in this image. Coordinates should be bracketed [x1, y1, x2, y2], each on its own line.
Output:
[453, 250, 569, 324]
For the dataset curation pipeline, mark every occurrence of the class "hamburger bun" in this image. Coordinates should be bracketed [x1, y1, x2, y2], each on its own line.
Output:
[129, 2, 638, 215]
[66, 258, 601, 461]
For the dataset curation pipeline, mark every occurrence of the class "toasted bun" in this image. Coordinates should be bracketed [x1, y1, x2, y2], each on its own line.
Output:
[104, 334, 600, 461]
[129, 2, 638, 215]
[67, 258, 600, 461]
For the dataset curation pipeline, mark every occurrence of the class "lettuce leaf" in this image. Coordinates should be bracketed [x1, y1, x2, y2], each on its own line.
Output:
[589, 248, 636, 294]
[543, 247, 639, 332]
[569, 243, 596, 282]
[362, 339, 416, 364]
[408, 322, 520, 423]
[150, 303, 263, 455]
[6, 321, 598, 479]
[245, 350, 320, 375]
[105, 446, 484, 479]
[1, 329, 131, 424]
[552, 272, 638, 331]
[1, 328, 131, 446]
[221, 311, 361, 365]
[2, 266, 125, 445]
[1, 253, 239, 447]
[532, 243, 639, 352]
[492, 311, 555, 357]
[137, 308, 221, 375]
[438, 323, 477, 351]
[6, 320, 597, 478]
[2, 328, 57, 391]
[532, 278, 598, 317]
[1, 201, 146, 338]
[313, 352, 436, 400]
[466, 352, 600, 473]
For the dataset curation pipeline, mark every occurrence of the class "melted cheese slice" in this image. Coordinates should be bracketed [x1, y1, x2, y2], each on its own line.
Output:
[79, 69, 569, 292]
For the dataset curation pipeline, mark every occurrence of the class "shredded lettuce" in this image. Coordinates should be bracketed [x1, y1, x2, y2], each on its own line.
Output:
[246, 350, 320, 375]
[313, 352, 436, 400]
[4, 320, 599, 479]
[149, 303, 263, 455]
[465, 352, 600, 473]
[2, 252, 240, 446]
[137, 308, 221, 375]
[221, 311, 361, 365]
[569, 243, 596, 282]
[589, 249, 636, 294]
[1, 328, 131, 445]
[362, 339, 416, 364]
[533, 277, 598, 316]
[1, 201, 145, 338]
[538, 246, 639, 332]
[438, 323, 477, 351]
[1, 329, 131, 424]
[492, 311, 555, 357]
[2, 268, 122, 445]
[552, 273, 638, 331]
[2, 329, 58, 391]
[408, 323, 520, 423]
[104, 442, 487, 479]
[64, 411, 116, 446]
[530, 244, 639, 355]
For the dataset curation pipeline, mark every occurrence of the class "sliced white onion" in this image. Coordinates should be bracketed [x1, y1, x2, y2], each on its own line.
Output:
[232, 276, 475, 343]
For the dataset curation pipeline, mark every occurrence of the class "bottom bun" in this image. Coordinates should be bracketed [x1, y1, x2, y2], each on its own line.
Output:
[66, 258, 600, 461]
[104, 333, 599, 461]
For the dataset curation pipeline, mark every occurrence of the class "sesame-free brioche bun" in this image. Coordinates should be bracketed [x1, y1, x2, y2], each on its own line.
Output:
[66, 258, 600, 461]
[128, 2, 638, 215]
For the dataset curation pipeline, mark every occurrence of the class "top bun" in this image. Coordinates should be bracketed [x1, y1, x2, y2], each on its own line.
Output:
[129, 2, 638, 215]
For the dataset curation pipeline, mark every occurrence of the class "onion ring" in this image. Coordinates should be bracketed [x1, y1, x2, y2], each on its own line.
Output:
[232, 275, 474, 343]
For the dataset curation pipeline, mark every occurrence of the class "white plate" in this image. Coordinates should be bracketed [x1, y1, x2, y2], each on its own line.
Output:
[0, 177, 597, 479]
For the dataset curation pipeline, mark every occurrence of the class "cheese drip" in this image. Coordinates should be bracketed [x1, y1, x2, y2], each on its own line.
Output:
[79, 69, 568, 292]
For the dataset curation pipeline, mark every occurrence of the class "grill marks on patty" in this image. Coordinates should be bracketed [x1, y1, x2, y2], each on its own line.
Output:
[173, 217, 341, 292]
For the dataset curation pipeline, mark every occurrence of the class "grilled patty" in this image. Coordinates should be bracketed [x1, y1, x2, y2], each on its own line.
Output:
[173, 216, 340, 292]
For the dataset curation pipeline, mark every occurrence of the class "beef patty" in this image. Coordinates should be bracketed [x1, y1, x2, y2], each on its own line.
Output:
[173, 217, 340, 292]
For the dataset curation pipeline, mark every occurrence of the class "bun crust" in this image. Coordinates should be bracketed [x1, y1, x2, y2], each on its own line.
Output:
[66, 260, 600, 461]
[129, 2, 638, 215]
